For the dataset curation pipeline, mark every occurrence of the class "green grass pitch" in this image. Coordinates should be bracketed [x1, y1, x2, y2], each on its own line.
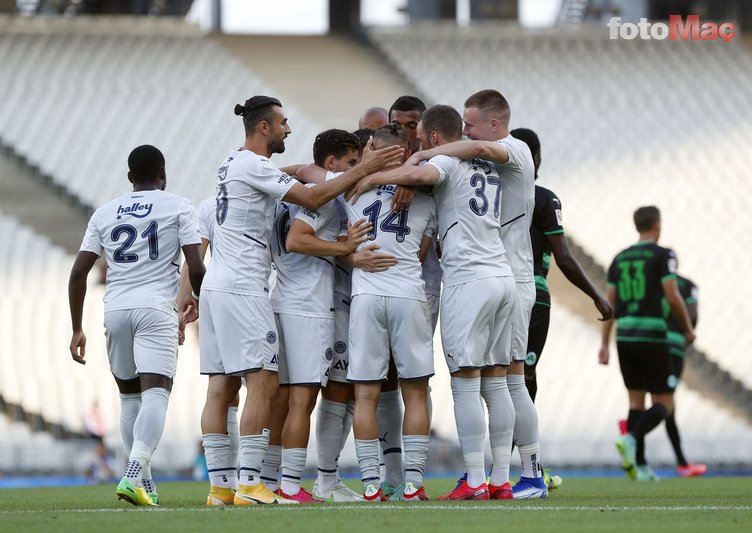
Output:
[1, 477, 750, 533]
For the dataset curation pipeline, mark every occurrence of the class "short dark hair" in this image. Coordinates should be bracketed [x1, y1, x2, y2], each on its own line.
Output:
[388, 95, 426, 120]
[128, 145, 164, 183]
[510, 128, 540, 159]
[633, 206, 661, 232]
[352, 128, 375, 151]
[420, 104, 462, 141]
[464, 89, 511, 123]
[373, 123, 409, 148]
[234, 95, 282, 135]
[313, 129, 360, 167]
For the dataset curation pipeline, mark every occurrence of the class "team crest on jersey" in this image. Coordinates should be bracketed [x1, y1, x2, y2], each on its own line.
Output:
[334, 341, 346, 354]
[667, 374, 678, 389]
[116, 202, 153, 220]
[266, 331, 277, 344]
[525, 352, 538, 366]
[325, 348, 334, 361]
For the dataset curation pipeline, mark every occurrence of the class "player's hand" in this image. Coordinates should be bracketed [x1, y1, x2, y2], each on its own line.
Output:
[353, 243, 398, 273]
[684, 329, 696, 346]
[346, 218, 373, 253]
[391, 186, 415, 212]
[345, 177, 375, 204]
[360, 137, 404, 172]
[594, 296, 613, 321]
[598, 344, 609, 365]
[178, 317, 186, 346]
[70, 330, 87, 365]
[180, 294, 198, 324]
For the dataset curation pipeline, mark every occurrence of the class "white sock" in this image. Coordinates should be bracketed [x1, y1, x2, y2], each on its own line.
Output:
[239, 430, 270, 486]
[377, 390, 403, 486]
[341, 400, 355, 453]
[280, 448, 307, 495]
[316, 399, 347, 492]
[481, 377, 515, 486]
[226, 407, 239, 489]
[119, 393, 141, 453]
[141, 462, 156, 494]
[403, 435, 429, 488]
[202, 433, 234, 489]
[518, 443, 542, 479]
[127, 387, 170, 483]
[355, 438, 381, 490]
[261, 444, 282, 491]
[508, 374, 543, 478]
[451, 376, 486, 488]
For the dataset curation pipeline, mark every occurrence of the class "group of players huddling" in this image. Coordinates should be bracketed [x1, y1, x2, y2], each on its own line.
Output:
[66, 88, 701, 508]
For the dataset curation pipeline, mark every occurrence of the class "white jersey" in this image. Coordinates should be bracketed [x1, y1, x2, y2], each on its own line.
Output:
[344, 186, 436, 301]
[497, 135, 535, 282]
[80, 189, 200, 313]
[421, 222, 443, 297]
[270, 196, 347, 317]
[426, 155, 513, 287]
[201, 150, 297, 297]
[197, 196, 215, 242]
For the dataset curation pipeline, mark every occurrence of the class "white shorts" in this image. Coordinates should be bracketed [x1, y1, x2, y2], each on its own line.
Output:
[199, 290, 279, 375]
[328, 305, 351, 384]
[427, 291, 440, 334]
[104, 308, 178, 380]
[276, 313, 333, 386]
[440, 277, 516, 373]
[348, 294, 434, 382]
[511, 280, 536, 362]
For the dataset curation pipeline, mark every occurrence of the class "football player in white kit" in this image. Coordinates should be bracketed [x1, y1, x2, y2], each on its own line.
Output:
[177, 196, 241, 492]
[348, 105, 517, 500]
[68, 145, 205, 506]
[198, 96, 403, 506]
[344, 124, 436, 502]
[268, 129, 371, 503]
[393, 91, 548, 498]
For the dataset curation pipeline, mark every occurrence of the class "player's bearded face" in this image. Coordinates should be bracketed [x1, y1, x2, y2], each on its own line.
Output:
[268, 109, 290, 154]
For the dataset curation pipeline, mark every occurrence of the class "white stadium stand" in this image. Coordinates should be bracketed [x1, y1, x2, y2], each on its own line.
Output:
[1, 17, 750, 475]
[0, 17, 321, 210]
[369, 23, 752, 389]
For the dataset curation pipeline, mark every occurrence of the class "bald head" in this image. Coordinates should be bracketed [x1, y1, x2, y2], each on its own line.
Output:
[358, 107, 389, 130]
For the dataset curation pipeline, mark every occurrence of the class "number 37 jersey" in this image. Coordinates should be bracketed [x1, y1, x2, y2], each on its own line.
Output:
[344, 188, 436, 301]
[426, 155, 513, 287]
[80, 190, 201, 313]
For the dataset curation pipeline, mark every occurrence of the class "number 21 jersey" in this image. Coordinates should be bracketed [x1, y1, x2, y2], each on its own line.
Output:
[80, 189, 201, 313]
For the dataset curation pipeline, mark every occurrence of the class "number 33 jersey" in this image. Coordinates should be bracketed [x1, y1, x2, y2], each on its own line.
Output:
[80, 189, 201, 313]
[425, 155, 513, 287]
[344, 187, 436, 301]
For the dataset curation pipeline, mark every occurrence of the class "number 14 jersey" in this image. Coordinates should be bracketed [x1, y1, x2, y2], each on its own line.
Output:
[80, 189, 201, 313]
[344, 187, 436, 301]
[426, 155, 513, 287]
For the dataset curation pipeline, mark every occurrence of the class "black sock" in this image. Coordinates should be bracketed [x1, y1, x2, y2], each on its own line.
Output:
[627, 409, 644, 433]
[665, 411, 688, 467]
[631, 404, 669, 466]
